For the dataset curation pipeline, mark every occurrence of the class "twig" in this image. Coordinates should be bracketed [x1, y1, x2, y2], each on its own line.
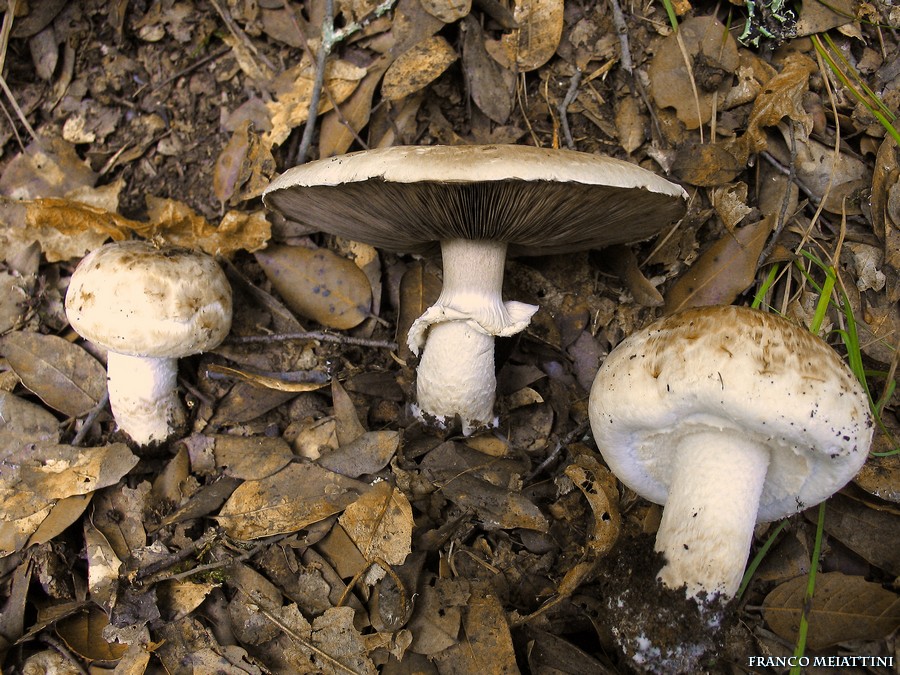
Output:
[135, 528, 220, 581]
[608, 0, 634, 77]
[228, 331, 398, 350]
[525, 418, 591, 483]
[296, 0, 399, 164]
[143, 44, 231, 95]
[758, 120, 798, 266]
[257, 605, 359, 674]
[209, 0, 276, 73]
[149, 533, 288, 584]
[69, 391, 110, 447]
[557, 67, 582, 150]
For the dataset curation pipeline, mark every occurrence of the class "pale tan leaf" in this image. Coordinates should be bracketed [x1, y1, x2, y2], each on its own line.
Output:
[331, 378, 366, 446]
[0, 442, 137, 522]
[28, 494, 92, 549]
[420, 0, 471, 23]
[209, 434, 295, 481]
[56, 607, 130, 661]
[762, 572, 900, 650]
[264, 58, 367, 148]
[217, 463, 370, 539]
[484, 0, 564, 72]
[0, 390, 60, 447]
[319, 60, 389, 158]
[381, 36, 457, 100]
[432, 585, 518, 673]
[338, 481, 413, 581]
[744, 52, 816, 153]
[317, 430, 400, 477]
[255, 244, 372, 330]
[615, 96, 646, 155]
[1, 332, 107, 418]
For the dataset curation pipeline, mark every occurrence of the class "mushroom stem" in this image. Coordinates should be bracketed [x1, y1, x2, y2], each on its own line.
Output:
[655, 429, 770, 601]
[106, 351, 186, 446]
[409, 238, 537, 432]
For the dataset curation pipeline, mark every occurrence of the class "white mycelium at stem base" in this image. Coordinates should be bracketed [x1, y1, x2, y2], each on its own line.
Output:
[106, 351, 186, 447]
[407, 238, 538, 433]
[654, 429, 770, 600]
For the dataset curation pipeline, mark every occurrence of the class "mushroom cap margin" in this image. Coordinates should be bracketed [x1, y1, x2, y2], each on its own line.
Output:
[263, 145, 688, 256]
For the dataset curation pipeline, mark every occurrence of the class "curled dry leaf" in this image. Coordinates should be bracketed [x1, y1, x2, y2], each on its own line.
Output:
[381, 35, 458, 101]
[762, 572, 900, 650]
[213, 119, 276, 206]
[485, 0, 564, 72]
[319, 59, 390, 158]
[216, 463, 371, 539]
[255, 244, 372, 330]
[0, 332, 107, 418]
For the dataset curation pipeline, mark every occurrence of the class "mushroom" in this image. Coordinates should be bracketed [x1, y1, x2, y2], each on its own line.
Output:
[65, 241, 232, 446]
[588, 305, 873, 601]
[263, 145, 687, 433]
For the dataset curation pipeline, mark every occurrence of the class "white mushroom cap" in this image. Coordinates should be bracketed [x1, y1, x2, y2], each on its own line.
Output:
[65, 241, 232, 358]
[262, 144, 688, 255]
[65, 241, 232, 446]
[590, 306, 871, 520]
[589, 305, 872, 599]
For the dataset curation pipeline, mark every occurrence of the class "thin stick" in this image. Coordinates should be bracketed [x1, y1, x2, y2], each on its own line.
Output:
[608, 0, 634, 76]
[296, 0, 334, 164]
[557, 68, 582, 150]
[228, 331, 397, 350]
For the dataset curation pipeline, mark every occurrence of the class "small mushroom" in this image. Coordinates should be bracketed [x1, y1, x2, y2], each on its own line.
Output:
[589, 305, 873, 601]
[263, 145, 687, 433]
[65, 241, 232, 446]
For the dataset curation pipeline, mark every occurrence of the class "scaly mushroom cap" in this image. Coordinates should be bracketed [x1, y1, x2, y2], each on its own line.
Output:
[262, 145, 688, 255]
[589, 305, 872, 521]
[65, 241, 233, 358]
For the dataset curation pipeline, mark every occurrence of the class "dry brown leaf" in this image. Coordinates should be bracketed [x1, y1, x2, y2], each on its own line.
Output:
[56, 607, 129, 662]
[206, 363, 329, 393]
[664, 215, 775, 313]
[144, 197, 272, 255]
[814, 493, 900, 575]
[420, 0, 471, 22]
[396, 261, 442, 361]
[317, 430, 401, 477]
[407, 575, 469, 654]
[209, 434, 295, 481]
[710, 182, 752, 231]
[255, 244, 372, 330]
[319, 59, 390, 158]
[331, 378, 367, 445]
[0, 332, 107, 418]
[0, 390, 60, 447]
[672, 139, 748, 187]
[0, 442, 137, 522]
[339, 480, 413, 582]
[213, 119, 276, 206]
[381, 35, 457, 100]
[27, 494, 92, 550]
[217, 463, 370, 539]
[743, 52, 816, 153]
[432, 585, 519, 673]
[869, 137, 900, 293]
[84, 518, 122, 613]
[648, 16, 740, 129]
[264, 58, 367, 148]
[485, 0, 564, 72]
[462, 16, 516, 124]
[615, 96, 646, 155]
[855, 423, 900, 503]
[762, 572, 900, 650]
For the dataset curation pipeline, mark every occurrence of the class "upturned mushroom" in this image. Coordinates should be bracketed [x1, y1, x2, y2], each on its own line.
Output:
[65, 241, 232, 446]
[589, 305, 873, 601]
[263, 145, 687, 433]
